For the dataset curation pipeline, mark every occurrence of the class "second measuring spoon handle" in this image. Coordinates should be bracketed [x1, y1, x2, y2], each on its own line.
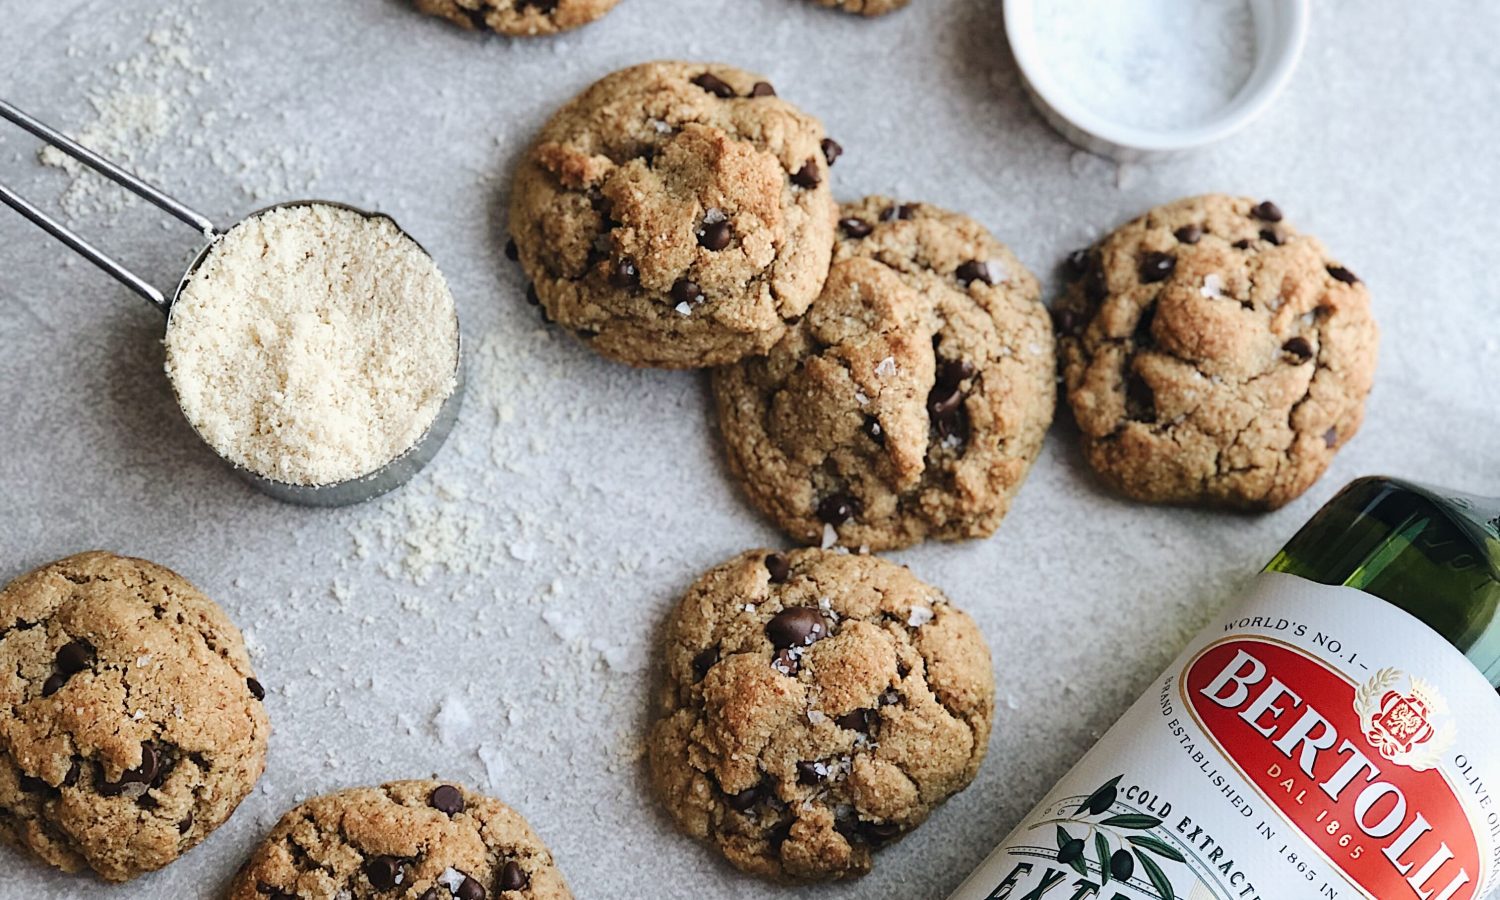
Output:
[0, 98, 219, 316]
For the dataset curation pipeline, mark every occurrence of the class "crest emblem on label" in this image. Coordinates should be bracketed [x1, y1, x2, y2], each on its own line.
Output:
[1353, 668, 1456, 771]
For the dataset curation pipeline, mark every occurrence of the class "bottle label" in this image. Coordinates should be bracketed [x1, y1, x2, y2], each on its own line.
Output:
[949, 572, 1500, 900]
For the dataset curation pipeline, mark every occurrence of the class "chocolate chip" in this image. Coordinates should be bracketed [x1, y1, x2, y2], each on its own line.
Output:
[1251, 200, 1283, 223]
[698, 220, 732, 251]
[1063, 248, 1092, 281]
[1126, 374, 1156, 422]
[1324, 427, 1339, 448]
[366, 856, 404, 890]
[63, 762, 79, 787]
[1260, 228, 1282, 246]
[862, 415, 884, 445]
[419, 891, 440, 900]
[815, 493, 861, 525]
[504, 239, 519, 261]
[608, 258, 638, 288]
[937, 359, 976, 388]
[750, 81, 776, 97]
[1133, 304, 1157, 348]
[928, 381, 963, 420]
[41, 673, 66, 697]
[18, 774, 50, 794]
[726, 784, 762, 811]
[790, 160, 821, 189]
[796, 761, 825, 785]
[247, 678, 265, 701]
[857, 819, 903, 845]
[691, 72, 736, 98]
[429, 784, 465, 816]
[456, 874, 486, 900]
[1232, 238, 1253, 250]
[499, 861, 529, 892]
[835, 708, 875, 732]
[1052, 307, 1084, 337]
[771, 647, 800, 677]
[1327, 264, 1360, 284]
[56, 640, 94, 674]
[670, 279, 704, 305]
[1084, 265, 1108, 305]
[524, 285, 540, 306]
[879, 204, 915, 221]
[257, 883, 297, 900]
[1138, 252, 1176, 283]
[1174, 224, 1203, 244]
[839, 217, 872, 238]
[1282, 337, 1313, 363]
[766, 607, 829, 649]
[691, 646, 720, 680]
[178, 814, 193, 834]
[955, 260, 993, 286]
[100, 745, 161, 796]
[820, 138, 843, 166]
[764, 553, 791, 584]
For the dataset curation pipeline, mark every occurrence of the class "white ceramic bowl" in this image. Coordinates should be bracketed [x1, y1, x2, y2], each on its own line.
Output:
[1003, 0, 1310, 160]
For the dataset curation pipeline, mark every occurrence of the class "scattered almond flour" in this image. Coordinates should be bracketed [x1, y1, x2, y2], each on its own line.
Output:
[163, 203, 459, 486]
[38, 2, 324, 220]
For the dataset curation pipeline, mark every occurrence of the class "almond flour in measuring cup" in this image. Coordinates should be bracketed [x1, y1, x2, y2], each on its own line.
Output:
[1034, 0, 1255, 130]
[164, 203, 459, 487]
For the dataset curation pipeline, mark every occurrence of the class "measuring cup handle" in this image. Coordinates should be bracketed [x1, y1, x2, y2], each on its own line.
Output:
[0, 183, 170, 314]
[0, 98, 219, 317]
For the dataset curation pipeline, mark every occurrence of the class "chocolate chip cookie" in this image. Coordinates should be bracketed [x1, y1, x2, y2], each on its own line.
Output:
[509, 61, 839, 368]
[0, 552, 269, 881]
[812, 0, 910, 15]
[648, 549, 995, 882]
[228, 780, 571, 899]
[415, 0, 618, 36]
[1055, 194, 1378, 510]
[712, 198, 1054, 550]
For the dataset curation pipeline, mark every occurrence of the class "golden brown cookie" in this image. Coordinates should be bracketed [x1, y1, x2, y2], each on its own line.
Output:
[0, 552, 268, 882]
[712, 198, 1054, 550]
[228, 780, 571, 900]
[1055, 194, 1378, 510]
[415, 0, 618, 36]
[812, 0, 909, 15]
[509, 61, 839, 368]
[648, 549, 995, 882]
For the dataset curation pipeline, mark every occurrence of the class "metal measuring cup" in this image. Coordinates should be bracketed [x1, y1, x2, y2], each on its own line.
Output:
[0, 100, 465, 507]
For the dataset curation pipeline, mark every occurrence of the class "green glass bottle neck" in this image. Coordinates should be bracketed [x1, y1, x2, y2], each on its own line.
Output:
[1266, 476, 1500, 687]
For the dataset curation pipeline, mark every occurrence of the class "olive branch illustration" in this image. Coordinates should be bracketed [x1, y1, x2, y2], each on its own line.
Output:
[1027, 775, 1186, 900]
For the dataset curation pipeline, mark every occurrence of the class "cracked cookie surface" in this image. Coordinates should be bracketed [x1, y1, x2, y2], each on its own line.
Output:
[1055, 194, 1378, 510]
[415, 0, 618, 36]
[0, 551, 268, 882]
[712, 197, 1054, 550]
[812, 0, 910, 15]
[647, 549, 994, 882]
[228, 780, 571, 900]
[509, 61, 838, 368]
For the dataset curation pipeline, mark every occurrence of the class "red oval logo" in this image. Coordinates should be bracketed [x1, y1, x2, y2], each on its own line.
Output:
[1183, 638, 1480, 900]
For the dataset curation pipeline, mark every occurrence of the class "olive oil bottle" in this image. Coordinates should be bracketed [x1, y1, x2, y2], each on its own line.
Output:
[950, 477, 1500, 900]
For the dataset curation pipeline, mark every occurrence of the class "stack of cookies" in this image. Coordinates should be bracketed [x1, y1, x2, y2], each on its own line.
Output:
[503, 60, 1052, 881]
[505, 59, 1379, 884]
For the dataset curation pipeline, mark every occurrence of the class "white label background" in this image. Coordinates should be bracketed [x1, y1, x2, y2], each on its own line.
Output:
[947, 573, 1500, 900]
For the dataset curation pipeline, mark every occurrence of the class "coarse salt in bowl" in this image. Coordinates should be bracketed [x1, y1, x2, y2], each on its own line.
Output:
[1003, 0, 1310, 159]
